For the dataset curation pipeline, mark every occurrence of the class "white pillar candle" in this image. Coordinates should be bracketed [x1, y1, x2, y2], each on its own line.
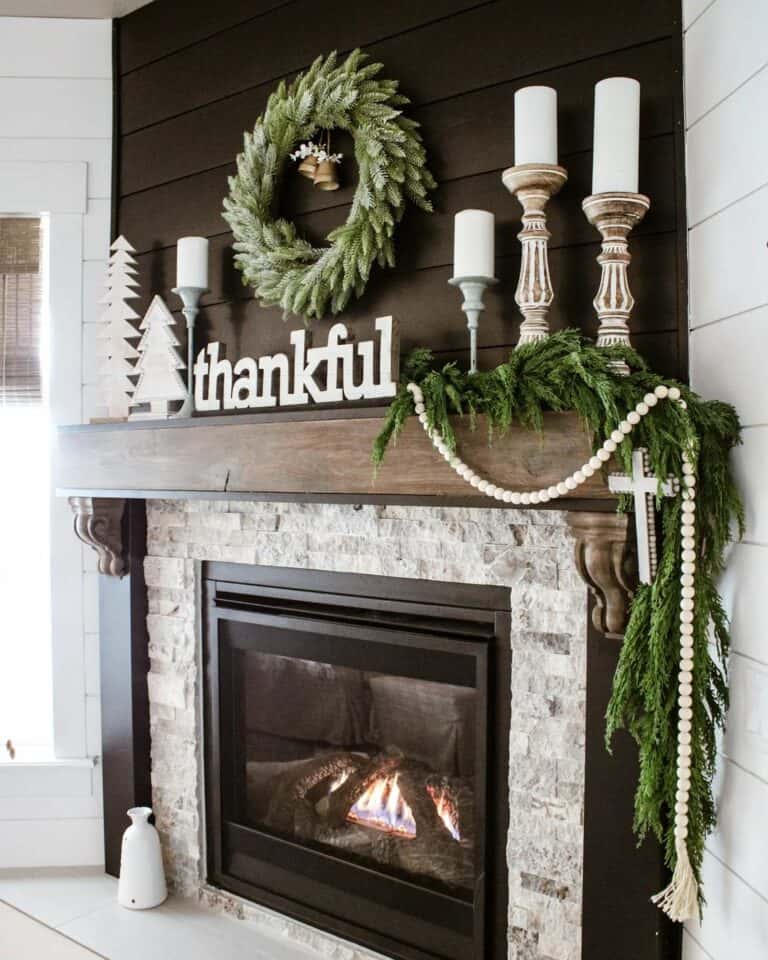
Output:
[176, 236, 209, 289]
[514, 86, 558, 165]
[453, 209, 495, 279]
[592, 77, 640, 193]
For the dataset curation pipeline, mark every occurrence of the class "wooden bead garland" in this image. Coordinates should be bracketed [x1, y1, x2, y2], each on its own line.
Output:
[408, 379, 701, 920]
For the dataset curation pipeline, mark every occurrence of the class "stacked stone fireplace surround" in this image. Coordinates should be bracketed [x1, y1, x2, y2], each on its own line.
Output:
[144, 499, 587, 960]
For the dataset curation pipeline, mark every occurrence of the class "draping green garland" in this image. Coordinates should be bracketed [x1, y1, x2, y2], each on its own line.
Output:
[372, 330, 743, 910]
[222, 50, 436, 322]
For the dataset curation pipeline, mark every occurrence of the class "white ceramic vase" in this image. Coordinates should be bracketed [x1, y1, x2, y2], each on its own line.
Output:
[117, 806, 168, 910]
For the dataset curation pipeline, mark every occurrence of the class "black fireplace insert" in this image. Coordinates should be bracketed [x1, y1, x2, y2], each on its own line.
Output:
[202, 562, 511, 960]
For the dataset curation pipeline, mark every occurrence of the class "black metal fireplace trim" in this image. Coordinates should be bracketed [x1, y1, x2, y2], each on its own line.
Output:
[202, 561, 511, 960]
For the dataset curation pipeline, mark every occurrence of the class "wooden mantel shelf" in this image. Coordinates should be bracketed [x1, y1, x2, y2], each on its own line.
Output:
[56, 407, 615, 504]
[56, 408, 633, 636]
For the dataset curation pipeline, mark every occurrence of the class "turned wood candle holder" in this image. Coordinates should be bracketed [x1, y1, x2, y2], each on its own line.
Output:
[582, 192, 650, 375]
[502, 163, 568, 346]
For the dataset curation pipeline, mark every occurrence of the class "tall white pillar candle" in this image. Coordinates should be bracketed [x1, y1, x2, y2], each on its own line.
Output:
[453, 210, 495, 279]
[176, 236, 209, 289]
[514, 86, 558, 165]
[592, 77, 640, 193]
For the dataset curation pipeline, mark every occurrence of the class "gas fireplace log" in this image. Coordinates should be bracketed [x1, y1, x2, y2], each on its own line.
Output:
[325, 748, 405, 828]
[264, 752, 365, 834]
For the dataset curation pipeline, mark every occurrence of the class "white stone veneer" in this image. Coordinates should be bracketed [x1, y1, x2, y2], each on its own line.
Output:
[144, 500, 587, 960]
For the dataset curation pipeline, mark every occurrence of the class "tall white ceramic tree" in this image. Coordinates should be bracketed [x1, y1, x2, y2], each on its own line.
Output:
[129, 294, 187, 418]
[97, 235, 141, 419]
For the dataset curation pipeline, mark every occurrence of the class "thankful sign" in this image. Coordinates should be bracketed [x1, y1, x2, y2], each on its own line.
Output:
[193, 316, 399, 412]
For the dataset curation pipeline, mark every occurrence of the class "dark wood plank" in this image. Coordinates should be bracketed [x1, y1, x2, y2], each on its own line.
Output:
[582, 616, 681, 960]
[127, 232, 678, 374]
[120, 0, 491, 132]
[119, 0, 295, 74]
[123, 135, 676, 295]
[55, 412, 616, 502]
[120, 0, 677, 134]
[119, 37, 679, 196]
[99, 500, 150, 876]
[118, 134, 675, 260]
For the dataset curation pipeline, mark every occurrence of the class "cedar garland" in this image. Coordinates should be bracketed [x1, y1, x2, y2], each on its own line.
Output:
[373, 330, 743, 906]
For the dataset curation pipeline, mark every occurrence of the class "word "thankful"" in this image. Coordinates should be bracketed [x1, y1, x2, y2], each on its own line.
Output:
[193, 316, 399, 411]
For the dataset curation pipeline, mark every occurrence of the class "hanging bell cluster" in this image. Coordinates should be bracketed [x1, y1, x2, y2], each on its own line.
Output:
[289, 133, 342, 191]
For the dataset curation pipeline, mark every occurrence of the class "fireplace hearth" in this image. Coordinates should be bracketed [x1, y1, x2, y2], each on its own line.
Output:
[203, 562, 511, 960]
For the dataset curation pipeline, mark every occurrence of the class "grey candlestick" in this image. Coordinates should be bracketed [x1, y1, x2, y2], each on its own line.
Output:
[172, 285, 208, 418]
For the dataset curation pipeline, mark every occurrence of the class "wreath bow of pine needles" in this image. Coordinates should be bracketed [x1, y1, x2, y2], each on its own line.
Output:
[222, 50, 436, 323]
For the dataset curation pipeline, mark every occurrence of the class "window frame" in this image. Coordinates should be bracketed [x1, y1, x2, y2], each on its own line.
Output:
[0, 160, 91, 762]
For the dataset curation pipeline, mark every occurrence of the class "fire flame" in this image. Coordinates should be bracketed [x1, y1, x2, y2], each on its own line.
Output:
[426, 782, 461, 841]
[328, 771, 462, 842]
[347, 774, 417, 838]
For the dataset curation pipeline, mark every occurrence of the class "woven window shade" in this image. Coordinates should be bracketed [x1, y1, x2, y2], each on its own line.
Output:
[0, 218, 43, 406]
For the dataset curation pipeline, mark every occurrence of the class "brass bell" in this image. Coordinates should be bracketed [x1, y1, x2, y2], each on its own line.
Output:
[313, 159, 340, 191]
[297, 155, 318, 179]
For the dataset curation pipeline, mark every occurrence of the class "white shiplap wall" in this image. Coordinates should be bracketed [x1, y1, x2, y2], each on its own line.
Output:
[0, 16, 112, 865]
[683, 0, 768, 957]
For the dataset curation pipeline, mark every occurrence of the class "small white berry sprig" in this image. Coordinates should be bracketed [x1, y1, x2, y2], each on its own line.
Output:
[408, 378, 701, 919]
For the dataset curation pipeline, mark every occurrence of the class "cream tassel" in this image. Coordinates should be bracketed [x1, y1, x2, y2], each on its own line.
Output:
[652, 840, 699, 921]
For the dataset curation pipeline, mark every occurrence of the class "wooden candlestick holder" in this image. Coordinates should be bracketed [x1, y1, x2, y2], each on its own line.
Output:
[582, 192, 650, 375]
[502, 163, 568, 346]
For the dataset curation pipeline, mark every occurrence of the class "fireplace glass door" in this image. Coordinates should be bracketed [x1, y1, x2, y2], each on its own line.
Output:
[203, 563, 510, 960]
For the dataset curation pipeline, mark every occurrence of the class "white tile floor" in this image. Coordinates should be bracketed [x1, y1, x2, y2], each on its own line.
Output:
[0, 868, 320, 960]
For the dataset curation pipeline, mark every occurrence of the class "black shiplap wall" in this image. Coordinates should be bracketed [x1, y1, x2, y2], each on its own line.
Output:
[116, 0, 687, 388]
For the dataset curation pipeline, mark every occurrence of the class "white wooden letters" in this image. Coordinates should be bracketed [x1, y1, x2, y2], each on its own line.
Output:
[194, 316, 399, 412]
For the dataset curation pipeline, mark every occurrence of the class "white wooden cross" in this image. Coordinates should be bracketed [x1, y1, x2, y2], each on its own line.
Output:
[608, 448, 677, 584]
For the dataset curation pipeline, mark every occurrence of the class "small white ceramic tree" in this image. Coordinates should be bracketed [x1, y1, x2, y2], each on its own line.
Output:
[97, 235, 141, 419]
[129, 295, 187, 419]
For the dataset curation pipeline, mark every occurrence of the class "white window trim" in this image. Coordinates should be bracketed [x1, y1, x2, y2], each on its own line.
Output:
[0, 160, 92, 772]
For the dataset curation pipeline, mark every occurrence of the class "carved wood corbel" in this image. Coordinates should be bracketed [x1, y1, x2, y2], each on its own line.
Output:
[566, 511, 636, 637]
[69, 497, 126, 577]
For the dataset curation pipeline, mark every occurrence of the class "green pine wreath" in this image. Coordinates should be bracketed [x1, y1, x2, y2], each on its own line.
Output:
[222, 50, 436, 322]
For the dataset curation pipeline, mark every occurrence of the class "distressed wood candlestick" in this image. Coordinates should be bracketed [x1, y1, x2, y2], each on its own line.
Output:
[582, 192, 650, 375]
[501, 163, 568, 346]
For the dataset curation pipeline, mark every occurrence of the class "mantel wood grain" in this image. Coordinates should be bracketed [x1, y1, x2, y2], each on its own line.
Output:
[55, 410, 615, 503]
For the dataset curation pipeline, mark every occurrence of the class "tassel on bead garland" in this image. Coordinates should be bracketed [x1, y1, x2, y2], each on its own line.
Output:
[407, 379, 704, 918]
[652, 841, 699, 922]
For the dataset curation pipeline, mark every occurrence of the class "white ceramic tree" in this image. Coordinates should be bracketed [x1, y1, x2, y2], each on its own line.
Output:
[129, 294, 187, 419]
[97, 235, 141, 419]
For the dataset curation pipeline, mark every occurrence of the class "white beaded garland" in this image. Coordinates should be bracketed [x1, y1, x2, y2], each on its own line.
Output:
[405, 378, 698, 885]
